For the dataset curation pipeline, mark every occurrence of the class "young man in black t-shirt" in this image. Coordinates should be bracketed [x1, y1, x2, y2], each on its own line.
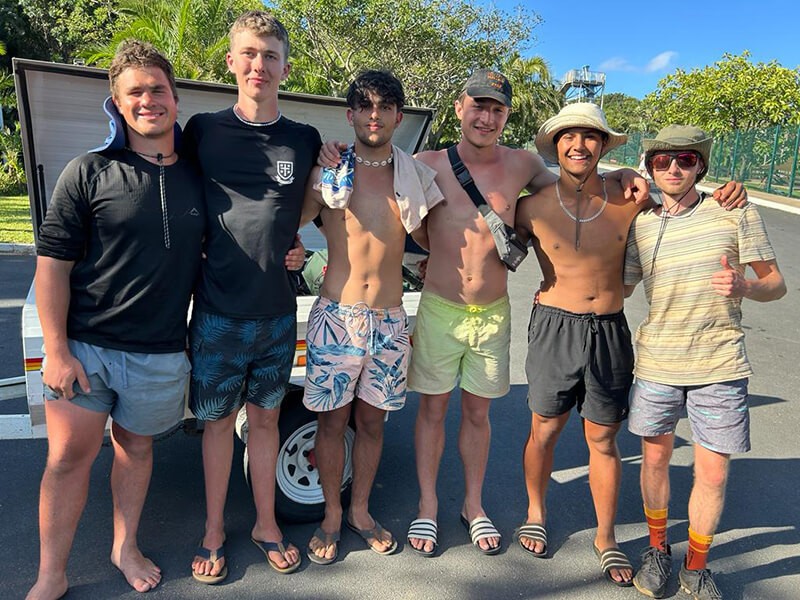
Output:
[28, 41, 205, 599]
[184, 11, 321, 582]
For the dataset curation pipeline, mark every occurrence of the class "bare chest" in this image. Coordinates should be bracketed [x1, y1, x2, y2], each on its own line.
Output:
[339, 190, 404, 239]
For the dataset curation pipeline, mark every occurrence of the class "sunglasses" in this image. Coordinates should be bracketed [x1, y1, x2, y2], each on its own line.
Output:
[649, 152, 699, 171]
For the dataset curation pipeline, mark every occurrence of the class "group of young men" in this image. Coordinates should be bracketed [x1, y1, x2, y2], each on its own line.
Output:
[25, 8, 784, 600]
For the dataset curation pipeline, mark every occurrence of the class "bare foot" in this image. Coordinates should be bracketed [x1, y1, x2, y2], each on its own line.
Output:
[25, 573, 68, 600]
[308, 528, 339, 563]
[594, 539, 633, 585]
[110, 546, 161, 592]
[519, 529, 547, 555]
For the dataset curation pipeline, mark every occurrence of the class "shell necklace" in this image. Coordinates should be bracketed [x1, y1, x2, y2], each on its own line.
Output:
[354, 153, 394, 167]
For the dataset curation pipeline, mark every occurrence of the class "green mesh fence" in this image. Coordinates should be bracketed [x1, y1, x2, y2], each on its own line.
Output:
[603, 126, 800, 199]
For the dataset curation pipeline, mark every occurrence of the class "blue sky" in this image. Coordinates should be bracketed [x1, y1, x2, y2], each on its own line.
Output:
[480, 1, 800, 99]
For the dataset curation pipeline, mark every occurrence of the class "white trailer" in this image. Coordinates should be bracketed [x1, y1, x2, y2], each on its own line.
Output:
[4, 58, 432, 521]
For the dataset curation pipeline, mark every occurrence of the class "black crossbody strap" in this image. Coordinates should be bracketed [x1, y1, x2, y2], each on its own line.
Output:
[446, 145, 493, 218]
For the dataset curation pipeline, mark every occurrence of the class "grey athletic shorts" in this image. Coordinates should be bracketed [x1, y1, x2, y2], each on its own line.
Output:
[628, 378, 751, 454]
[43, 339, 190, 436]
[525, 303, 634, 424]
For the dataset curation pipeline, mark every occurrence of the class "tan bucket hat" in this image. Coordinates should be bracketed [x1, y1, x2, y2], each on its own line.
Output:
[642, 125, 713, 181]
[534, 102, 627, 164]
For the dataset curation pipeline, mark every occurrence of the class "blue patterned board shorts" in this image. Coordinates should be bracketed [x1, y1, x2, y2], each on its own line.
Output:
[303, 296, 409, 413]
[188, 309, 296, 421]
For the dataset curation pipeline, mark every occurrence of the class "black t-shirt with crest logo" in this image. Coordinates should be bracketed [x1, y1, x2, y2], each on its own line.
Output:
[183, 108, 322, 318]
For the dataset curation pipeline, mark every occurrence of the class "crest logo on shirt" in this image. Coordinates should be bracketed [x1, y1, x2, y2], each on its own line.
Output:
[276, 161, 295, 185]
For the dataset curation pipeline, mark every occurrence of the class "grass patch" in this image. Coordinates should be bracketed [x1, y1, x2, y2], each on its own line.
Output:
[0, 195, 34, 245]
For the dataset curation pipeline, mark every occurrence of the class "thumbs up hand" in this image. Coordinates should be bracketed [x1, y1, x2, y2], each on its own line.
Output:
[711, 255, 748, 298]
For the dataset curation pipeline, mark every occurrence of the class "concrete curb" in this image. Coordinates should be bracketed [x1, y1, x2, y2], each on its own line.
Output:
[0, 243, 35, 255]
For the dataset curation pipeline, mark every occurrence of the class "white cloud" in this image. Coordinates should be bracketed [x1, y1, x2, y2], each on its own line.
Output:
[598, 57, 636, 72]
[597, 51, 679, 75]
[645, 51, 678, 72]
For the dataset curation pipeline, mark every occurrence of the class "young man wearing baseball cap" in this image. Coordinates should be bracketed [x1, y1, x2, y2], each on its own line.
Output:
[515, 105, 747, 586]
[625, 125, 785, 600]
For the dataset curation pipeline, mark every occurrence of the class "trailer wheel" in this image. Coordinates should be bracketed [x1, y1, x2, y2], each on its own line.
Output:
[237, 388, 354, 523]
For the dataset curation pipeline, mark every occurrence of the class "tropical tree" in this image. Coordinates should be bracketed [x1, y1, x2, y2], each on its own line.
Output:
[1, 0, 51, 70]
[17, 0, 121, 63]
[270, 0, 550, 147]
[84, 0, 261, 80]
[601, 92, 651, 133]
[643, 52, 800, 134]
[500, 53, 562, 148]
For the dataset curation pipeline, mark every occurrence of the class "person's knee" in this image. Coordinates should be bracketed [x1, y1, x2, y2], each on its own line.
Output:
[531, 414, 567, 449]
[418, 395, 449, 424]
[45, 442, 99, 475]
[461, 406, 489, 429]
[354, 407, 385, 441]
[460, 394, 491, 428]
[317, 409, 350, 439]
[112, 424, 153, 459]
[642, 439, 673, 470]
[694, 461, 729, 491]
[585, 425, 620, 457]
[203, 410, 238, 437]
[246, 404, 280, 431]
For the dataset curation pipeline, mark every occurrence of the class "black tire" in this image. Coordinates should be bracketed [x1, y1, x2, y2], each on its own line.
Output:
[238, 387, 355, 523]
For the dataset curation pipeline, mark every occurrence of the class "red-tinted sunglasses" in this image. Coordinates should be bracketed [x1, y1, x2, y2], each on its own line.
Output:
[649, 151, 699, 171]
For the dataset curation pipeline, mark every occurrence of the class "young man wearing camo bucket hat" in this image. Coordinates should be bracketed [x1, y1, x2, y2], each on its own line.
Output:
[514, 105, 747, 588]
[624, 125, 786, 600]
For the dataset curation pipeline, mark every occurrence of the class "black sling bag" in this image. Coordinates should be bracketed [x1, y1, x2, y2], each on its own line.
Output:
[446, 145, 528, 272]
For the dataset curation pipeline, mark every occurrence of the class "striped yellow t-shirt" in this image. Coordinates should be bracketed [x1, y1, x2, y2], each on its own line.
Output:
[624, 197, 775, 385]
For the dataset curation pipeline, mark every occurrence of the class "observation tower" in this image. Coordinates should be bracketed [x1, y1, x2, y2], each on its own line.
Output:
[559, 65, 606, 106]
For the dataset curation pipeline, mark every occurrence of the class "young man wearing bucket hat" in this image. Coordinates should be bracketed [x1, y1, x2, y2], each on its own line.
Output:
[402, 71, 655, 557]
[515, 102, 643, 586]
[624, 125, 785, 600]
[27, 40, 205, 599]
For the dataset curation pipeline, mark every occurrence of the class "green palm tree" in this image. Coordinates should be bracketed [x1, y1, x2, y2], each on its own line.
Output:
[83, 0, 260, 81]
[501, 53, 562, 148]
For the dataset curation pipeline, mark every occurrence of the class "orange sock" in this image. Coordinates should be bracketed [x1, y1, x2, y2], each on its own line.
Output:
[644, 505, 668, 552]
[685, 527, 713, 571]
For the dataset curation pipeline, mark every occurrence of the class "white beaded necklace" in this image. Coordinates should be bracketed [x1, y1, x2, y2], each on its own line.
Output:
[354, 153, 393, 168]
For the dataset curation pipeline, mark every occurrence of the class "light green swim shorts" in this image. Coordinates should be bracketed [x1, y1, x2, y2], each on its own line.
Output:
[408, 291, 510, 399]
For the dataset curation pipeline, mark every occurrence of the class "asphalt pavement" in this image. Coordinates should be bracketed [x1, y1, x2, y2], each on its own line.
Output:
[1, 204, 798, 599]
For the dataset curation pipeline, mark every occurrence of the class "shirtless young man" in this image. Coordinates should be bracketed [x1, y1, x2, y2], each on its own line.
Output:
[301, 70, 443, 565]
[515, 103, 640, 585]
[404, 71, 651, 557]
[515, 104, 745, 586]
